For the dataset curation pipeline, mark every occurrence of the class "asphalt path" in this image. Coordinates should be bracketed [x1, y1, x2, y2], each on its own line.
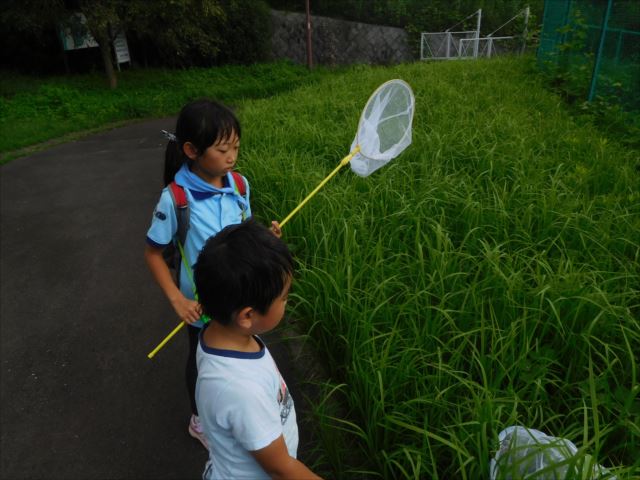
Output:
[0, 120, 317, 479]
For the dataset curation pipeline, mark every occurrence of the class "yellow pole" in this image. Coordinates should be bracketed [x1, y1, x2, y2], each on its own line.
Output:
[148, 145, 360, 359]
[148, 321, 185, 359]
[280, 145, 360, 228]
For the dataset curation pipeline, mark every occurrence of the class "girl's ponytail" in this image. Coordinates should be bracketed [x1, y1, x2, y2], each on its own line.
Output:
[163, 139, 184, 186]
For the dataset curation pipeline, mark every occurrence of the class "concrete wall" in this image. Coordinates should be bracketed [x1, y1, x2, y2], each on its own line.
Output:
[270, 10, 413, 66]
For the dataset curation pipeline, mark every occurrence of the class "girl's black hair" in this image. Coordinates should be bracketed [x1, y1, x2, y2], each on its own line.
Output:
[194, 220, 294, 326]
[163, 99, 241, 186]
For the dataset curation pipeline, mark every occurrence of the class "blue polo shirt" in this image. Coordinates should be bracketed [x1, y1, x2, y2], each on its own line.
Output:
[146, 167, 251, 327]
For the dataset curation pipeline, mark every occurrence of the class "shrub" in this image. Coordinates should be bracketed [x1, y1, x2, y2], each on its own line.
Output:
[215, 0, 272, 65]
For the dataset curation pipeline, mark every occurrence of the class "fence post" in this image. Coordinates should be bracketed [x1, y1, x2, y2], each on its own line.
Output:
[614, 30, 623, 65]
[305, 0, 313, 69]
[521, 6, 530, 54]
[588, 0, 613, 102]
[560, 0, 573, 48]
[537, 0, 549, 60]
[474, 9, 482, 58]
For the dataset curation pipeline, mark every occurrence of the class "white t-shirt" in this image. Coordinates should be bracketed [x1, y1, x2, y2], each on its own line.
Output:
[196, 334, 298, 480]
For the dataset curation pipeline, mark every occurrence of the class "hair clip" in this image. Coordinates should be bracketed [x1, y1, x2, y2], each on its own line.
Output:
[161, 130, 177, 142]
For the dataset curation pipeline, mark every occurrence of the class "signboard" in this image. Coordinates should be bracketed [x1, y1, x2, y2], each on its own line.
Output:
[59, 13, 98, 51]
[113, 31, 130, 64]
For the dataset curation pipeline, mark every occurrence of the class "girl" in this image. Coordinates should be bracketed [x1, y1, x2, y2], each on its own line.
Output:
[144, 99, 280, 449]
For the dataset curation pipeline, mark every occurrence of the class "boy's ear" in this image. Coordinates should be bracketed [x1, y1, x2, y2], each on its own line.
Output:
[236, 307, 254, 330]
[182, 142, 199, 160]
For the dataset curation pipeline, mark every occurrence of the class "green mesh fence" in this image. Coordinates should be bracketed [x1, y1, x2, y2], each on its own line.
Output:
[538, 0, 640, 111]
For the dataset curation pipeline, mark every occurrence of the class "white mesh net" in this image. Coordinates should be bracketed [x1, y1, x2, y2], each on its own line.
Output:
[350, 79, 415, 177]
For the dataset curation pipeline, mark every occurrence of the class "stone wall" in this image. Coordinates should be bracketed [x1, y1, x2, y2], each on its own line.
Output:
[270, 10, 413, 66]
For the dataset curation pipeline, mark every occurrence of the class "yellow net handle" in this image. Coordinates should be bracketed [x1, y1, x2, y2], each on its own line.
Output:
[279, 145, 360, 228]
[148, 322, 185, 359]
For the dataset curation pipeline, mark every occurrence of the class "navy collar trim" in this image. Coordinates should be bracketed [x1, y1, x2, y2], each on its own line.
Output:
[189, 189, 221, 200]
[187, 175, 232, 200]
[199, 332, 265, 359]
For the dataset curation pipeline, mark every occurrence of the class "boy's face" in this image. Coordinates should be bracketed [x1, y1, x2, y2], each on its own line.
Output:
[250, 275, 291, 334]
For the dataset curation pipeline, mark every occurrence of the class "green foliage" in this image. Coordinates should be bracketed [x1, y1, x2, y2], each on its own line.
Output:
[126, 0, 226, 68]
[537, 2, 640, 143]
[576, 98, 640, 149]
[0, 62, 331, 155]
[241, 57, 640, 478]
[0, 0, 67, 73]
[0, 0, 64, 37]
[0, 0, 272, 73]
[541, 8, 593, 102]
[108, 0, 271, 67]
[214, 0, 272, 65]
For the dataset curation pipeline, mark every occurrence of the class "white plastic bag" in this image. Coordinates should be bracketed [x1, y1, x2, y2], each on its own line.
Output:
[490, 426, 616, 480]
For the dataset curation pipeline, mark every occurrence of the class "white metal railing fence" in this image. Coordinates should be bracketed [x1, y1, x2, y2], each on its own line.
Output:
[420, 31, 479, 60]
[420, 6, 529, 61]
[458, 36, 524, 58]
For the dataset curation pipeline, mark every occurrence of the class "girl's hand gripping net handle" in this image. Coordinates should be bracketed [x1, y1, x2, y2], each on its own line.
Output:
[147, 242, 206, 359]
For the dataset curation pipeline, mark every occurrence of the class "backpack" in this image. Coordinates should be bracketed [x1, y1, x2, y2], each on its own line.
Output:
[162, 172, 248, 274]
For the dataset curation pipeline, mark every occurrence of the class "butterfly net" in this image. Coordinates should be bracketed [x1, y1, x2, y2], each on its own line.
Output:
[350, 79, 415, 177]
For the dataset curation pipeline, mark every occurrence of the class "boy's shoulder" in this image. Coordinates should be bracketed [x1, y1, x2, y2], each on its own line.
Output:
[198, 341, 275, 388]
[197, 345, 269, 364]
[198, 350, 278, 409]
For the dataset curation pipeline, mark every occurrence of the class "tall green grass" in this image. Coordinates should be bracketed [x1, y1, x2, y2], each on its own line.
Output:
[241, 57, 640, 478]
[0, 62, 330, 155]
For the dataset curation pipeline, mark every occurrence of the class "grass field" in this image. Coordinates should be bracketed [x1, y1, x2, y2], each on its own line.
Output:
[241, 57, 639, 478]
[2, 57, 638, 478]
[0, 62, 330, 158]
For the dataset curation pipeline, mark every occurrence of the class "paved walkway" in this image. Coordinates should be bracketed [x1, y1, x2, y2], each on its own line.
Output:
[0, 120, 318, 479]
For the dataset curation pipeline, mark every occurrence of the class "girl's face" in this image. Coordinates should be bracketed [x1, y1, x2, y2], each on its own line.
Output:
[189, 133, 240, 184]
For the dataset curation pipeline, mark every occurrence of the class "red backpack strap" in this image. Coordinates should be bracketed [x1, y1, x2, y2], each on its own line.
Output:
[167, 181, 190, 246]
[168, 181, 188, 207]
[231, 171, 247, 196]
[230, 172, 249, 221]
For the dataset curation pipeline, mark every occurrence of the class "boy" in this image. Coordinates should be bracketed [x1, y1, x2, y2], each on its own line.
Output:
[194, 219, 321, 479]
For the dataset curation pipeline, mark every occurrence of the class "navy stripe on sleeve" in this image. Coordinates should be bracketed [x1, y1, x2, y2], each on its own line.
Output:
[146, 236, 170, 248]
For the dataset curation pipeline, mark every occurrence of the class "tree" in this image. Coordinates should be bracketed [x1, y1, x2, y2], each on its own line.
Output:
[77, 0, 127, 89]
[0, 0, 66, 73]
[214, 0, 272, 65]
[125, 0, 225, 68]
[1, 0, 123, 88]
[1, 0, 229, 86]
